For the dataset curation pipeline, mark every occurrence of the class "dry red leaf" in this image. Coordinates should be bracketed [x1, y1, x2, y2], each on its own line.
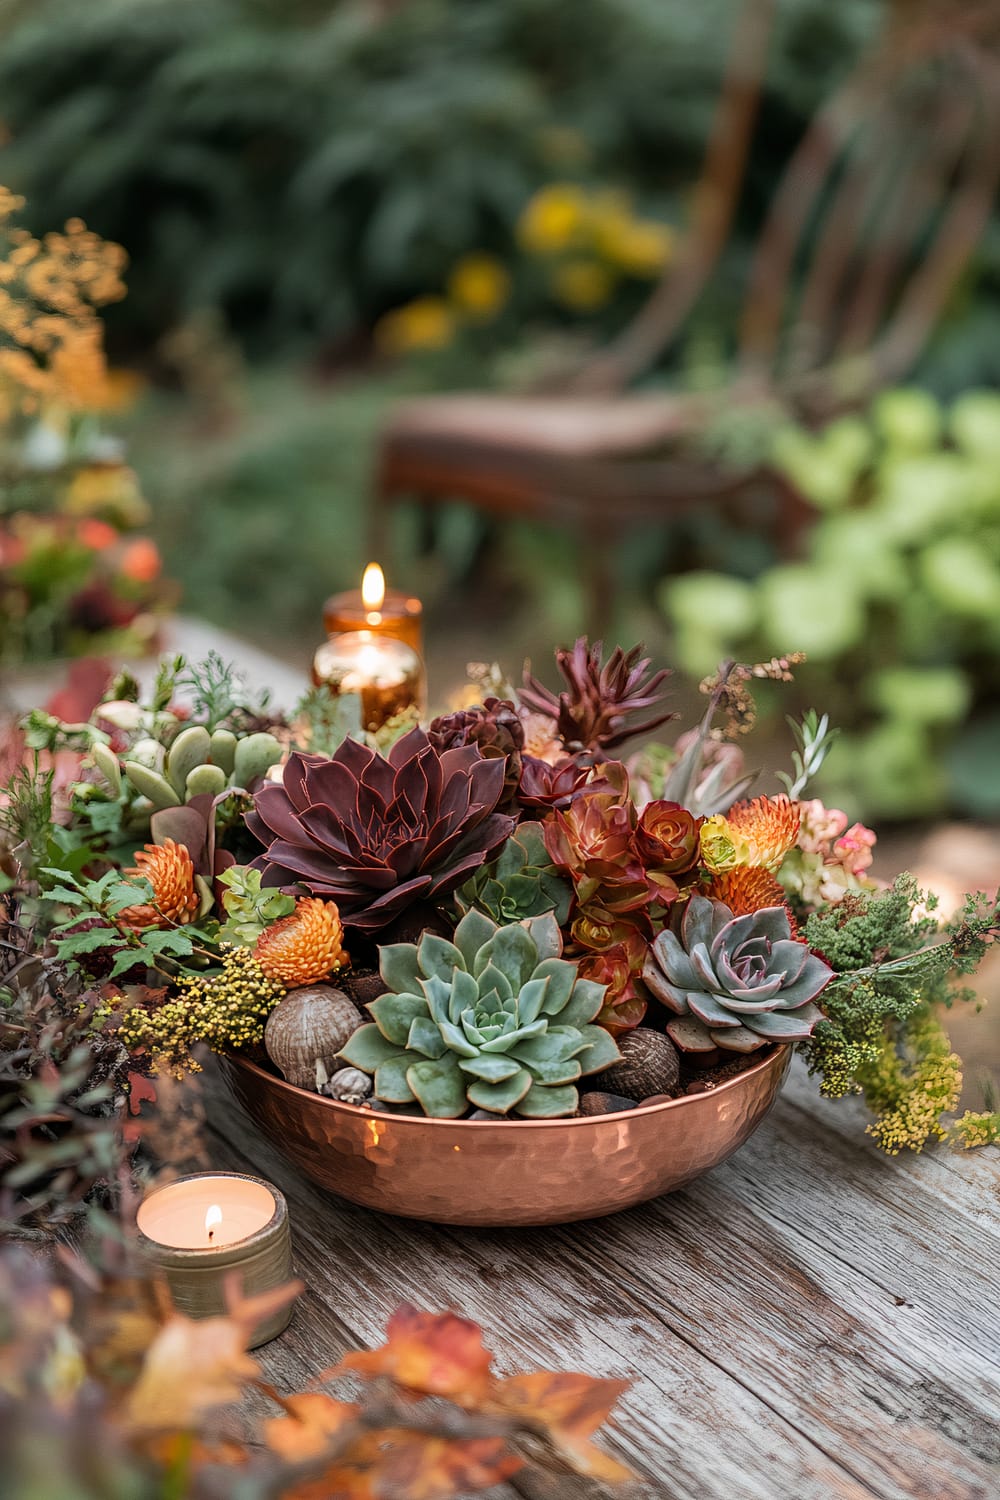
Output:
[488, 1370, 633, 1483]
[336, 1305, 493, 1405]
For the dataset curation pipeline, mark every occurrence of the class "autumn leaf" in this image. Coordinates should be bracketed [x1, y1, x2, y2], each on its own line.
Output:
[122, 1312, 261, 1432]
[336, 1304, 494, 1405]
[488, 1371, 633, 1483]
[127, 1072, 157, 1116]
[322, 1430, 520, 1500]
[263, 1391, 360, 1461]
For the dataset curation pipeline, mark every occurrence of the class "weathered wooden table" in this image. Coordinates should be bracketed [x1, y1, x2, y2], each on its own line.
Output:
[203, 1055, 1000, 1500]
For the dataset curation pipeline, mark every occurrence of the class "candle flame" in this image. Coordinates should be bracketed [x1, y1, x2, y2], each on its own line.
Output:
[205, 1203, 223, 1240]
[361, 562, 385, 613]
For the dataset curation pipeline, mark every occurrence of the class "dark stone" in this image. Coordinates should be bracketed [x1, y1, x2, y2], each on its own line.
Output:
[578, 1091, 639, 1116]
[598, 1026, 681, 1101]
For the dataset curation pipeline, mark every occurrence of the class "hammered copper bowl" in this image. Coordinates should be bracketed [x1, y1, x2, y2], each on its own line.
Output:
[221, 1044, 790, 1227]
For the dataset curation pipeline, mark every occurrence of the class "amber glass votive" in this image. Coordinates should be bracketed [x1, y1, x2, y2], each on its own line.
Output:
[323, 563, 423, 655]
[312, 629, 425, 733]
[136, 1171, 293, 1348]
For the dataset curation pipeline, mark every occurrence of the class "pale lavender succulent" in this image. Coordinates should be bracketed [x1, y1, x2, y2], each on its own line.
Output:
[643, 894, 833, 1053]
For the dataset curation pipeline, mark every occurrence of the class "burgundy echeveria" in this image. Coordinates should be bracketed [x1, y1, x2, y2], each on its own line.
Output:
[634, 800, 704, 874]
[517, 755, 607, 813]
[428, 697, 524, 809]
[247, 729, 515, 934]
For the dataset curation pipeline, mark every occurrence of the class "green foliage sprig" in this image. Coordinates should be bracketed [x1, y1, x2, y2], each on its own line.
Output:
[777, 710, 838, 799]
[39, 866, 212, 981]
[802, 879, 1000, 1149]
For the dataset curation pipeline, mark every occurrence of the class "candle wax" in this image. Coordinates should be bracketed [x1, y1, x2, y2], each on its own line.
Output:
[136, 1175, 276, 1250]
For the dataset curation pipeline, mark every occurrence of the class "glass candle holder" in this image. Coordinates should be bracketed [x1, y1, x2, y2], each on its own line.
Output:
[323, 563, 423, 655]
[135, 1171, 293, 1348]
[312, 629, 425, 734]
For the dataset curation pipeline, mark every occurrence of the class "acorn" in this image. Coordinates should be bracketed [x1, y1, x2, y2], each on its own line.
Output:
[578, 1092, 639, 1116]
[264, 985, 363, 1090]
[597, 1027, 680, 1102]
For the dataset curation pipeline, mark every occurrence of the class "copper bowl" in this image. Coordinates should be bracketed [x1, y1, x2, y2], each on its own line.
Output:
[221, 1045, 790, 1227]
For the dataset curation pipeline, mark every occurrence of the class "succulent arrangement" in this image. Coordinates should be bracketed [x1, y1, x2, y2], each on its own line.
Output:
[2, 636, 998, 1192]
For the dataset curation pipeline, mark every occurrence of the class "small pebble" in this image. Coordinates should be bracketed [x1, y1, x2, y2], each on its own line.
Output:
[578, 1091, 639, 1116]
[642, 1093, 676, 1106]
[468, 1109, 514, 1121]
[685, 1079, 718, 1095]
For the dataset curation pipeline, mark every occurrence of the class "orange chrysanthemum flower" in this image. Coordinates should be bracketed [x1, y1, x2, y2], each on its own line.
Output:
[727, 795, 800, 872]
[255, 897, 348, 987]
[706, 866, 798, 935]
[120, 838, 199, 929]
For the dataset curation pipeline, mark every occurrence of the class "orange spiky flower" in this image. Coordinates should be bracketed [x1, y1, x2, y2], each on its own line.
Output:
[706, 867, 798, 935]
[255, 897, 348, 986]
[726, 795, 800, 872]
[120, 838, 199, 929]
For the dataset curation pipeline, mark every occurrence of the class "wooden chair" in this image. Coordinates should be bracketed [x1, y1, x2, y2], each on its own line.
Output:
[371, 0, 1000, 634]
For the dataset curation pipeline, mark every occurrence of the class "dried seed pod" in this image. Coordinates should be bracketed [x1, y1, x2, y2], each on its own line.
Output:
[578, 1092, 639, 1116]
[323, 1067, 373, 1103]
[264, 985, 362, 1090]
[598, 1027, 680, 1101]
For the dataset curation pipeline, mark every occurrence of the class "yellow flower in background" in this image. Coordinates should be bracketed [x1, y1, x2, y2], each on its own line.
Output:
[601, 218, 674, 278]
[447, 253, 511, 322]
[375, 296, 455, 356]
[518, 183, 588, 256]
[550, 258, 614, 312]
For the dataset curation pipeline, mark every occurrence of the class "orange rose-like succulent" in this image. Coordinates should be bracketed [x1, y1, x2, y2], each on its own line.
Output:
[254, 898, 348, 986]
[119, 838, 199, 929]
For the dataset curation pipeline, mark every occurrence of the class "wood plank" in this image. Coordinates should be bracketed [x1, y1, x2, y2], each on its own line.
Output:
[202, 1065, 981, 1500]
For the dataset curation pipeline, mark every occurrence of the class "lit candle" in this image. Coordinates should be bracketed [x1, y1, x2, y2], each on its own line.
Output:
[312, 628, 425, 733]
[136, 1172, 294, 1348]
[323, 563, 423, 655]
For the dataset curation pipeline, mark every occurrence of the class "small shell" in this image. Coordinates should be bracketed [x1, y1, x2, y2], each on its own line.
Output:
[264, 985, 362, 1091]
[600, 1027, 680, 1101]
[322, 1066, 373, 1104]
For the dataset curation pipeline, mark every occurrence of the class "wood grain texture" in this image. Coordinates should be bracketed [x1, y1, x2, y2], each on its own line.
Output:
[200, 1054, 1000, 1500]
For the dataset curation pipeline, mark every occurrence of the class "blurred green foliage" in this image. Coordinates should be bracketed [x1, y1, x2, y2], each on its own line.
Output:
[662, 389, 1000, 820]
[0, 0, 877, 355]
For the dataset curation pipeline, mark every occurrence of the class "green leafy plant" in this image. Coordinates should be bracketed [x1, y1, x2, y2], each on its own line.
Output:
[218, 865, 296, 946]
[39, 866, 208, 980]
[662, 389, 1000, 818]
[340, 910, 620, 1117]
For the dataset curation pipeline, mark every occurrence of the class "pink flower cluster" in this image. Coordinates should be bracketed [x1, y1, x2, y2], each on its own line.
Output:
[797, 800, 876, 875]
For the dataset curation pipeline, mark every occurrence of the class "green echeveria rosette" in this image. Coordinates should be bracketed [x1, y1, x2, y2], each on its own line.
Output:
[456, 821, 573, 927]
[339, 910, 621, 1118]
[642, 894, 834, 1053]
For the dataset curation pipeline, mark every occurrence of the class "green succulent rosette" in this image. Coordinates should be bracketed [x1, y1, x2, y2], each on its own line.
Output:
[339, 910, 621, 1118]
[456, 821, 573, 926]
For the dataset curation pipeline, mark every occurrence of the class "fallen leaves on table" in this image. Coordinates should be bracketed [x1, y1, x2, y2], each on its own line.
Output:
[335, 1302, 494, 1404]
[1, 1249, 634, 1499]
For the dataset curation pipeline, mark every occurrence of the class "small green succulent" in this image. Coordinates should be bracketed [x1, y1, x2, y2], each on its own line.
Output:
[457, 821, 573, 926]
[122, 725, 283, 809]
[339, 909, 620, 1117]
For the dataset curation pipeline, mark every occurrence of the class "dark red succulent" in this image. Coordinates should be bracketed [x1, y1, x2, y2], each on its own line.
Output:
[428, 697, 524, 809]
[544, 767, 679, 914]
[634, 800, 704, 874]
[247, 729, 515, 934]
[520, 637, 674, 758]
[517, 755, 610, 813]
